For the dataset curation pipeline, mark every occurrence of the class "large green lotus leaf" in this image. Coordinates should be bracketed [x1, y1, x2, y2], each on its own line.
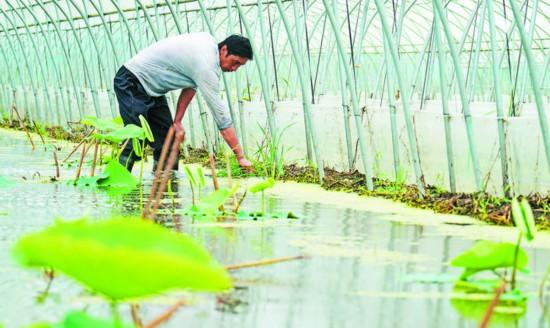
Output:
[249, 178, 275, 193]
[96, 124, 145, 143]
[12, 217, 232, 300]
[26, 311, 135, 328]
[81, 116, 121, 132]
[451, 241, 528, 279]
[96, 160, 137, 189]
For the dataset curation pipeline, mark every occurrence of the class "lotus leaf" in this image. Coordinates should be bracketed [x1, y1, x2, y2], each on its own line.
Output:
[249, 178, 275, 193]
[451, 240, 528, 279]
[196, 188, 234, 214]
[96, 160, 137, 189]
[12, 217, 232, 300]
[81, 116, 121, 132]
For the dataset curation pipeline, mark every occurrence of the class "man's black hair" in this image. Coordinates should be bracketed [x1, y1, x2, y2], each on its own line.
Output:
[218, 35, 253, 60]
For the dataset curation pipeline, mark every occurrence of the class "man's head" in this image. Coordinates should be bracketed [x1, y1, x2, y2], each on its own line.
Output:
[218, 35, 253, 72]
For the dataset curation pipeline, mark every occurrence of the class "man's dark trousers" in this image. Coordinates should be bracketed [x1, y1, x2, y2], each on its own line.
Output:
[113, 65, 179, 171]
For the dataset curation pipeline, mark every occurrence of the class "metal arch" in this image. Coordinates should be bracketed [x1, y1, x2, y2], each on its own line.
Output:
[0, 28, 18, 117]
[3, 1, 59, 124]
[61, 0, 115, 116]
[0, 17, 40, 122]
[195, 0, 243, 147]
[433, 0, 482, 191]
[274, 0, 325, 181]
[321, 0, 375, 190]
[29, 0, 87, 120]
[134, 0, 161, 41]
[108, 0, 139, 53]
[233, 0, 278, 155]
[14, 0, 76, 124]
[87, 0, 122, 66]
[36, 0, 101, 118]
[376, 0, 427, 196]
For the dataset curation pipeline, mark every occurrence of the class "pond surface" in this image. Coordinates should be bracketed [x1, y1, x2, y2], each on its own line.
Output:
[1, 128, 549, 328]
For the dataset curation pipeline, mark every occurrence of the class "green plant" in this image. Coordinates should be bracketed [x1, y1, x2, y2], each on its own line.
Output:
[451, 240, 528, 280]
[249, 178, 275, 213]
[69, 160, 137, 191]
[195, 184, 239, 215]
[81, 116, 122, 132]
[254, 123, 292, 179]
[182, 165, 206, 205]
[26, 311, 135, 328]
[451, 198, 536, 285]
[12, 217, 232, 300]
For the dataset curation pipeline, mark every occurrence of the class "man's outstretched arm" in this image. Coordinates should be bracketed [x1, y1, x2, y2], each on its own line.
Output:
[220, 127, 252, 167]
[173, 88, 196, 138]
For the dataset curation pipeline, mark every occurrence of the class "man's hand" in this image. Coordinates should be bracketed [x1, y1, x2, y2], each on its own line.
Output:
[238, 157, 253, 168]
[173, 122, 185, 141]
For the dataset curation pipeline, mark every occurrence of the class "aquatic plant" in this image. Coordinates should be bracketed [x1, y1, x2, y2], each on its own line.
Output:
[190, 184, 240, 216]
[451, 198, 535, 284]
[254, 124, 292, 179]
[81, 116, 122, 132]
[451, 240, 528, 280]
[69, 160, 137, 193]
[183, 165, 206, 205]
[12, 217, 232, 300]
[249, 178, 275, 213]
[450, 197, 537, 326]
[26, 311, 135, 328]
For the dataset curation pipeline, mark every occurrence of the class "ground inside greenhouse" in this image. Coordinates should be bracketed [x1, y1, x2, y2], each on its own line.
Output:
[0, 128, 550, 327]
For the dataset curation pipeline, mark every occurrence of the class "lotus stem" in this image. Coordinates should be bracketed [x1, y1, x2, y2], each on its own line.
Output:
[149, 133, 183, 219]
[11, 105, 35, 151]
[139, 138, 146, 184]
[511, 232, 522, 290]
[143, 127, 174, 219]
[91, 141, 99, 177]
[53, 150, 60, 179]
[209, 154, 219, 191]
[130, 304, 143, 328]
[32, 121, 47, 150]
[75, 143, 87, 180]
[225, 255, 308, 271]
[234, 190, 247, 213]
[62, 129, 95, 162]
[118, 138, 131, 161]
[144, 301, 184, 328]
[480, 280, 506, 328]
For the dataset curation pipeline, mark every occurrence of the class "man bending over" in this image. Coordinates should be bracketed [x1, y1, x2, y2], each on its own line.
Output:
[113, 33, 253, 171]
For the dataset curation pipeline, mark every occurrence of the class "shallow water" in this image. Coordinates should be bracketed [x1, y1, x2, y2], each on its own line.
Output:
[1, 128, 549, 328]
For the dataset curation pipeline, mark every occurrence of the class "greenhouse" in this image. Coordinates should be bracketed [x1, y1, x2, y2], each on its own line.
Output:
[0, 0, 549, 327]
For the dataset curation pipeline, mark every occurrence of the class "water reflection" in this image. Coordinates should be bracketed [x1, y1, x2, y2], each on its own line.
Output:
[0, 129, 549, 327]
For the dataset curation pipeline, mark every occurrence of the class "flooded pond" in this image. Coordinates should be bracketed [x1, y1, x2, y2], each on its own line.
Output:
[0, 129, 549, 327]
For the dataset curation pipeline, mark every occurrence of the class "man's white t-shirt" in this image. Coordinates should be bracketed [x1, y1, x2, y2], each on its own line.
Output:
[125, 32, 231, 130]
